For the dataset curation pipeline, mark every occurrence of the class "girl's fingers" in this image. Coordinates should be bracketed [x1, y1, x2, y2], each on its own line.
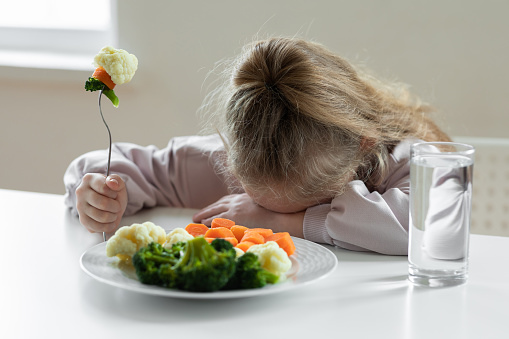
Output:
[192, 194, 250, 224]
[82, 202, 119, 224]
[87, 192, 121, 214]
[105, 174, 126, 192]
[76, 173, 126, 234]
[192, 203, 227, 223]
[83, 173, 118, 199]
[79, 213, 118, 233]
[197, 211, 229, 227]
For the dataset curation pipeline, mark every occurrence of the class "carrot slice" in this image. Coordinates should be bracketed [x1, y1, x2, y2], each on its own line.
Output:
[236, 241, 255, 252]
[249, 228, 274, 238]
[92, 66, 116, 90]
[204, 227, 235, 239]
[211, 218, 235, 229]
[185, 223, 209, 237]
[240, 231, 265, 244]
[230, 225, 249, 243]
[265, 232, 296, 256]
[224, 237, 239, 247]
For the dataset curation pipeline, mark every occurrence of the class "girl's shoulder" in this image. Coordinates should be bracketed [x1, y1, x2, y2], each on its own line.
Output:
[168, 134, 225, 154]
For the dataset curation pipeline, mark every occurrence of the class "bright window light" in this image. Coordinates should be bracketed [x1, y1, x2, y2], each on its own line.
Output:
[0, 0, 117, 70]
[0, 0, 110, 30]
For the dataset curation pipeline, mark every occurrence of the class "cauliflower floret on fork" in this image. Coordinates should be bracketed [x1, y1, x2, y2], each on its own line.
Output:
[93, 46, 138, 85]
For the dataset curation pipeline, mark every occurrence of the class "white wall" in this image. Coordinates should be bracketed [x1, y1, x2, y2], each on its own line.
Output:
[1, 0, 508, 195]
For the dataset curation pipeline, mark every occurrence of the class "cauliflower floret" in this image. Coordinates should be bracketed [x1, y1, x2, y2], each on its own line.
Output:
[247, 241, 292, 277]
[94, 46, 138, 85]
[106, 221, 166, 259]
[234, 247, 245, 258]
[164, 228, 194, 249]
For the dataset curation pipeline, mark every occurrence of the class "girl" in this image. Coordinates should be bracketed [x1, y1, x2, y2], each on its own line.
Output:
[64, 37, 450, 255]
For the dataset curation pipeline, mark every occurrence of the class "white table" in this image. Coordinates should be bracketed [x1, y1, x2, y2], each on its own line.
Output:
[2, 189, 508, 338]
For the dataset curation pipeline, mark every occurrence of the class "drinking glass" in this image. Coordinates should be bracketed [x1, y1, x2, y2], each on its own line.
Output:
[408, 142, 475, 287]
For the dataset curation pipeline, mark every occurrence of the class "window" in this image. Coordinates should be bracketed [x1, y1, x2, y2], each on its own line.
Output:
[0, 0, 117, 70]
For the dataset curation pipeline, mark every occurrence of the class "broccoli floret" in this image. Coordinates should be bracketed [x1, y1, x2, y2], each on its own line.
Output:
[223, 252, 279, 290]
[174, 237, 236, 292]
[210, 238, 236, 255]
[133, 237, 236, 292]
[170, 241, 187, 254]
[84, 77, 106, 91]
[85, 77, 120, 107]
[132, 242, 180, 287]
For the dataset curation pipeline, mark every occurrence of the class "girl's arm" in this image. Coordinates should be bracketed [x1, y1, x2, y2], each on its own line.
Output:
[303, 139, 415, 255]
[64, 135, 231, 217]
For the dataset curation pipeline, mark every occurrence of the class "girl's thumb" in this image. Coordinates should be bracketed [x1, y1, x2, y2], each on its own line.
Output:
[106, 174, 125, 191]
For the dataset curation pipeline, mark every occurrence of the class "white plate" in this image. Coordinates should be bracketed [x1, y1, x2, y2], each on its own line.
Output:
[80, 237, 338, 299]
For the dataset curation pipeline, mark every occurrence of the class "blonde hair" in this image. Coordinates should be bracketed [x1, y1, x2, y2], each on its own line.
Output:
[201, 37, 450, 205]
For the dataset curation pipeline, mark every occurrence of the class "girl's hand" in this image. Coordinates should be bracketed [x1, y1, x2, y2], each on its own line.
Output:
[75, 173, 127, 233]
[192, 193, 305, 237]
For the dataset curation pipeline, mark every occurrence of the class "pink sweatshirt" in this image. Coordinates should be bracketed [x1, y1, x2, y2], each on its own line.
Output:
[64, 134, 415, 255]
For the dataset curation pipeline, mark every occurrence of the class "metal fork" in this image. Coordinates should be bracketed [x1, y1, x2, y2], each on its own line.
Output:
[99, 86, 112, 242]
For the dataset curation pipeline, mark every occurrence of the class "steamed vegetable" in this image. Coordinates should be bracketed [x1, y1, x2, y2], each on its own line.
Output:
[133, 237, 236, 292]
[85, 76, 119, 107]
[106, 221, 166, 260]
[230, 225, 249, 243]
[175, 237, 236, 292]
[236, 241, 256, 252]
[205, 227, 235, 239]
[164, 228, 194, 249]
[223, 252, 279, 290]
[94, 46, 138, 85]
[132, 242, 180, 286]
[85, 46, 138, 107]
[265, 232, 296, 256]
[92, 66, 116, 89]
[184, 223, 209, 237]
[113, 217, 295, 292]
[247, 241, 292, 277]
[211, 218, 235, 229]
[240, 231, 265, 244]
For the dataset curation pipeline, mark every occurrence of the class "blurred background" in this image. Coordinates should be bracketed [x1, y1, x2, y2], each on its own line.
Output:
[1, 0, 507, 196]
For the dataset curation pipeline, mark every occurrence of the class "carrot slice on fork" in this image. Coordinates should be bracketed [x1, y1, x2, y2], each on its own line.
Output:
[93, 66, 116, 90]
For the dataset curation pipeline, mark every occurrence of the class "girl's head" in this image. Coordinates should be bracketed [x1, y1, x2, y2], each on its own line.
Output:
[203, 37, 449, 212]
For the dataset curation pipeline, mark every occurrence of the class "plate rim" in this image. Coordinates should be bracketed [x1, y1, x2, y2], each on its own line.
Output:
[80, 236, 338, 299]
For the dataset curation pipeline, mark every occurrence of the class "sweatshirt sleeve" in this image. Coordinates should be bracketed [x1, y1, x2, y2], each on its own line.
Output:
[63, 134, 231, 217]
[303, 139, 418, 255]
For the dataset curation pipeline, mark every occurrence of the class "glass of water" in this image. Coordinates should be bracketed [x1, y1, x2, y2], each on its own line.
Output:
[408, 142, 475, 287]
